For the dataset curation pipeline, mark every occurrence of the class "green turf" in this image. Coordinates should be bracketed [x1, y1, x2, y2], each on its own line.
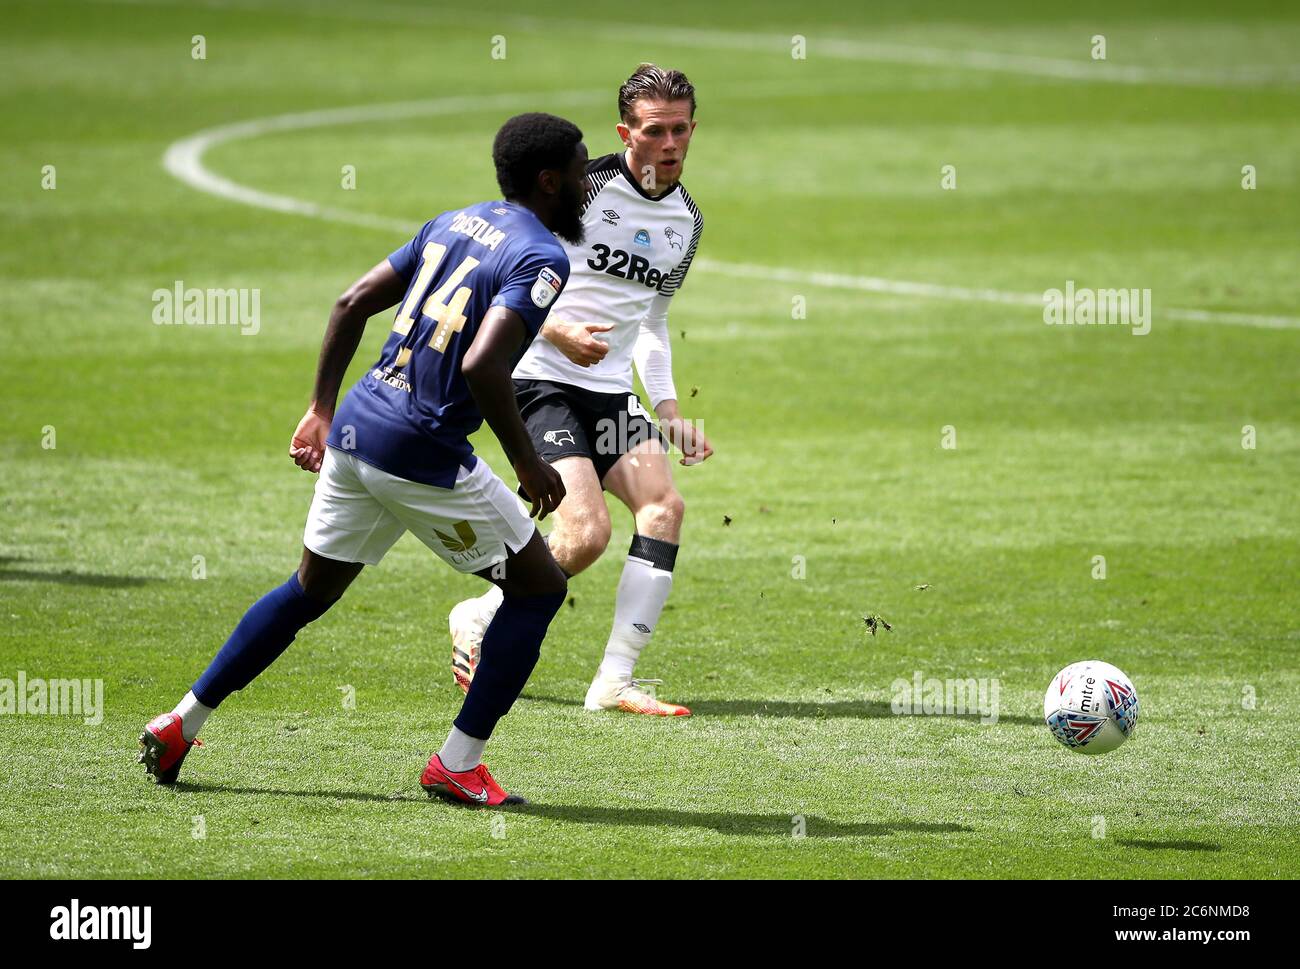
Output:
[1, 0, 1298, 879]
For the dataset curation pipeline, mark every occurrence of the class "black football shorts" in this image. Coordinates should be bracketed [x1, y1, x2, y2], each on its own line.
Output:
[513, 378, 669, 486]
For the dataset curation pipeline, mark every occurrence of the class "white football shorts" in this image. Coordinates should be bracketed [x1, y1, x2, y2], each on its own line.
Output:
[303, 447, 535, 572]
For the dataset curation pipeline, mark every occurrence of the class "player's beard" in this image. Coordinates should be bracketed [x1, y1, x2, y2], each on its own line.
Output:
[554, 180, 585, 246]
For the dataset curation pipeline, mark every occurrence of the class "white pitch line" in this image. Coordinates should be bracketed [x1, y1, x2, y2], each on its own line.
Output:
[92, 0, 1300, 89]
[695, 261, 1300, 331]
[554, 21, 1300, 88]
[162, 97, 1300, 332]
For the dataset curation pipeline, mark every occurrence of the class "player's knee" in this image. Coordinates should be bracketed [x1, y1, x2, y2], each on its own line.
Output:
[569, 516, 611, 567]
[639, 489, 685, 538]
[517, 564, 567, 599]
[499, 553, 567, 599]
[589, 516, 613, 555]
[298, 574, 340, 604]
[297, 558, 354, 604]
[665, 489, 686, 526]
[544, 569, 568, 600]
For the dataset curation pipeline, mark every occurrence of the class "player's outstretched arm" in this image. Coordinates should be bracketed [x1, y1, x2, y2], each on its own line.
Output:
[289, 259, 408, 472]
[463, 306, 566, 519]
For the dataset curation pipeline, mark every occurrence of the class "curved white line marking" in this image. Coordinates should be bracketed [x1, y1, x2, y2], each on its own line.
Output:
[164, 91, 606, 234]
[162, 97, 1300, 331]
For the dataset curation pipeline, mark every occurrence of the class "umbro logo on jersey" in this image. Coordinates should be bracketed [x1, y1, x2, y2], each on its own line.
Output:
[601, 209, 620, 226]
[633, 229, 651, 247]
[491, 207, 509, 215]
[664, 227, 685, 251]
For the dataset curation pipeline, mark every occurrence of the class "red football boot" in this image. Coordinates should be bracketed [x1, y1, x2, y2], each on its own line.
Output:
[138, 712, 199, 784]
[420, 754, 524, 806]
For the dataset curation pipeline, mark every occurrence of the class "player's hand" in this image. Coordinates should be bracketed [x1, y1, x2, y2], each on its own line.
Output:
[662, 416, 714, 466]
[514, 455, 565, 520]
[289, 407, 331, 474]
[546, 319, 614, 367]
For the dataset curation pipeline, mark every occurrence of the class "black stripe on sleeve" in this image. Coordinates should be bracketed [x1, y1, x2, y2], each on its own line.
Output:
[580, 153, 622, 216]
[659, 187, 703, 298]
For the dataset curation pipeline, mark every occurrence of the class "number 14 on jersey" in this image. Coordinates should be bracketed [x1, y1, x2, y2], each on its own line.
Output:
[392, 242, 481, 361]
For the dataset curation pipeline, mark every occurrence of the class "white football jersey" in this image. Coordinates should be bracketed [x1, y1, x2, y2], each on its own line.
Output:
[512, 151, 703, 395]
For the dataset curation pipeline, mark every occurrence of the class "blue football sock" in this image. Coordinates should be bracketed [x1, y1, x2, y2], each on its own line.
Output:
[454, 590, 565, 740]
[191, 573, 335, 707]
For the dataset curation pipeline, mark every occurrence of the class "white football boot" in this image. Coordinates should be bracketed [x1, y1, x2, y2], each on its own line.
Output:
[582, 674, 691, 717]
[448, 592, 501, 693]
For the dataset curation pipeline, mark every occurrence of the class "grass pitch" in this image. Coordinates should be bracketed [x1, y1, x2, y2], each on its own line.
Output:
[1, 0, 1298, 878]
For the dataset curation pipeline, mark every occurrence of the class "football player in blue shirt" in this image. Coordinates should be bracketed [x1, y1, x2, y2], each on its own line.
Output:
[139, 113, 589, 806]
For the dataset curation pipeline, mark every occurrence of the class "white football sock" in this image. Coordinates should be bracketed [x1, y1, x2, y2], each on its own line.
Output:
[597, 536, 677, 683]
[439, 725, 487, 773]
[172, 690, 213, 742]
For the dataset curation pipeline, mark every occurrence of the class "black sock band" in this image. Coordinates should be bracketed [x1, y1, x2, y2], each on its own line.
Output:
[628, 534, 678, 572]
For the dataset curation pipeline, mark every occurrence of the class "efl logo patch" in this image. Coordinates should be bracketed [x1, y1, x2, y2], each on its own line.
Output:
[530, 267, 562, 308]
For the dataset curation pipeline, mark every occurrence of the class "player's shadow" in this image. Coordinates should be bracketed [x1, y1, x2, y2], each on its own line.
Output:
[522, 693, 1042, 725]
[508, 803, 972, 839]
[171, 782, 424, 803]
[1116, 838, 1223, 853]
[0, 563, 152, 588]
[169, 783, 970, 839]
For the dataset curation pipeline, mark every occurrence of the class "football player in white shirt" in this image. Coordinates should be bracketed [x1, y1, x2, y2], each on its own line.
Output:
[449, 64, 713, 716]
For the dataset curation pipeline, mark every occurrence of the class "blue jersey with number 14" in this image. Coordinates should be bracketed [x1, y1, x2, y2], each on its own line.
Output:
[328, 200, 569, 488]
